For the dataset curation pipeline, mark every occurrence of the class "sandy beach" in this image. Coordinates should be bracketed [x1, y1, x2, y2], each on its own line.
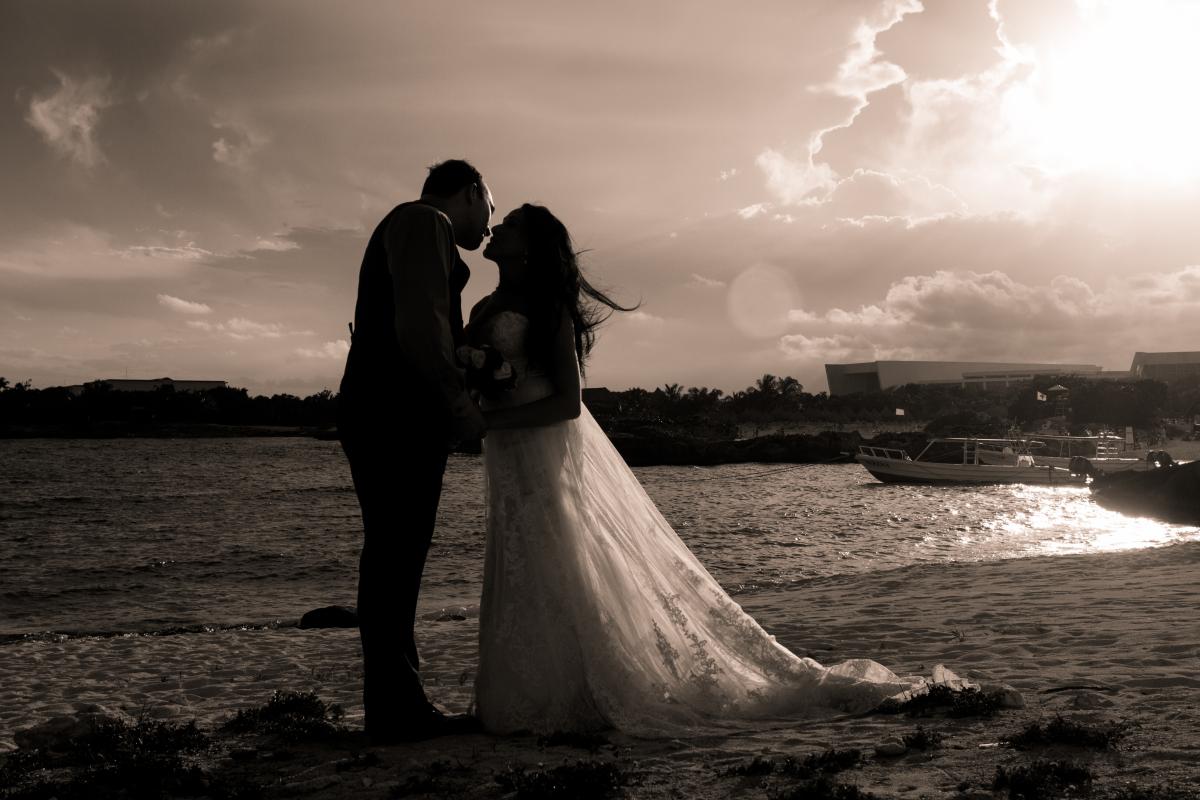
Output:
[6, 539, 1199, 798]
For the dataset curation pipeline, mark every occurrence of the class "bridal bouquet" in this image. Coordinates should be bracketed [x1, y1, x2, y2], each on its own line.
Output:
[456, 344, 518, 400]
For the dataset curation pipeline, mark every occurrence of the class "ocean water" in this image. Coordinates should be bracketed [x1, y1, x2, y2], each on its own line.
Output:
[2, 437, 1198, 638]
[1, 437, 1198, 747]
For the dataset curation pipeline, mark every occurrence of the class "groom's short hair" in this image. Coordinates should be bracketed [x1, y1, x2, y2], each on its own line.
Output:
[421, 159, 484, 198]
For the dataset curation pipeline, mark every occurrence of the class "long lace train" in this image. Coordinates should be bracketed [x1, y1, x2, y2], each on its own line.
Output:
[474, 405, 959, 735]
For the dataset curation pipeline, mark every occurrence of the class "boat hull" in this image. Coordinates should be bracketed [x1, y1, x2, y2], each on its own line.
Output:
[856, 454, 1087, 485]
[1033, 456, 1147, 474]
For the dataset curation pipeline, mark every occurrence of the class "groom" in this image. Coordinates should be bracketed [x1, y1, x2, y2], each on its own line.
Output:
[338, 159, 492, 740]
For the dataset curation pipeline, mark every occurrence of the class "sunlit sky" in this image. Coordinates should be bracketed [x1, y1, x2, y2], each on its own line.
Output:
[4, 0, 1200, 396]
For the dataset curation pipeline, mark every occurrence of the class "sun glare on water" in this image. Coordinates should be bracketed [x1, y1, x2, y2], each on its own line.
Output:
[1004, 0, 1200, 181]
[995, 484, 1198, 556]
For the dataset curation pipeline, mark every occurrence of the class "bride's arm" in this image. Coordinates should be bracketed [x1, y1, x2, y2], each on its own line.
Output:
[483, 312, 581, 430]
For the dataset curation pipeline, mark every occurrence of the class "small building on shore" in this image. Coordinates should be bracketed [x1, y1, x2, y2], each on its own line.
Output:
[66, 377, 228, 396]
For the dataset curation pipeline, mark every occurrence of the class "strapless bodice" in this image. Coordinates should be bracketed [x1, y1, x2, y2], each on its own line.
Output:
[476, 310, 555, 409]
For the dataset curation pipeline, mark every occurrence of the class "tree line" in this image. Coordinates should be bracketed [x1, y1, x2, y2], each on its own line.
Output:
[0, 381, 338, 430]
[1, 373, 1197, 436]
[588, 373, 1200, 437]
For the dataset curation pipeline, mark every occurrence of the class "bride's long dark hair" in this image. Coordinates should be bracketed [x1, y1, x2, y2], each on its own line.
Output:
[519, 203, 637, 375]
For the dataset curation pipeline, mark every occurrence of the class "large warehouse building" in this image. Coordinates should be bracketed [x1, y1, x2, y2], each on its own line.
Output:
[826, 352, 1200, 395]
[1130, 352, 1200, 382]
[824, 361, 1103, 395]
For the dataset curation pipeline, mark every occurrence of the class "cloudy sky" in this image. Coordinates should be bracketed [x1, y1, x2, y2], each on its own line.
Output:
[4, 0, 1200, 396]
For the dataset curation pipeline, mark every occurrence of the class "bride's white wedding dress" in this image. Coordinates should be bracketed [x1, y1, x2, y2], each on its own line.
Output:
[473, 310, 960, 735]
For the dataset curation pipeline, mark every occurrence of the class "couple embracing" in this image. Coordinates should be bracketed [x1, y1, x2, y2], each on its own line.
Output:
[338, 159, 945, 743]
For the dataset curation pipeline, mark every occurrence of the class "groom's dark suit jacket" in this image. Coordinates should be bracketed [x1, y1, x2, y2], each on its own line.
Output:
[339, 202, 472, 438]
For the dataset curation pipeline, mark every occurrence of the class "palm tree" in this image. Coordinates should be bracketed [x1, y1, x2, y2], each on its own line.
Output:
[778, 376, 802, 397]
[754, 374, 779, 397]
[660, 383, 683, 403]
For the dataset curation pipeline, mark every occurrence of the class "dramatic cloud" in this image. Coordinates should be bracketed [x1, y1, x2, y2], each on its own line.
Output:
[796, 0, 1200, 224]
[125, 244, 215, 261]
[824, 170, 967, 225]
[4, 2, 1200, 395]
[0, 226, 199, 280]
[211, 116, 268, 169]
[625, 310, 667, 327]
[779, 267, 1200, 371]
[156, 294, 212, 314]
[187, 317, 309, 341]
[25, 71, 113, 167]
[779, 332, 877, 363]
[296, 340, 350, 359]
[688, 273, 725, 289]
[755, 150, 837, 206]
[755, 0, 919, 208]
[251, 237, 300, 253]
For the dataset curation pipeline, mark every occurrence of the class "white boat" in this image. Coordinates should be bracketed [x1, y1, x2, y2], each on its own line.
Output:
[856, 438, 1087, 485]
[1020, 434, 1168, 474]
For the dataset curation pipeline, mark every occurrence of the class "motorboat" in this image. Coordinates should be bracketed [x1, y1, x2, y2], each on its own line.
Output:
[856, 437, 1087, 485]
[1020, 433, 1169, 474]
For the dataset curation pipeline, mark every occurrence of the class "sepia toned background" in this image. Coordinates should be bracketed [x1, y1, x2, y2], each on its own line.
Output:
[3, 0, 1199, 396]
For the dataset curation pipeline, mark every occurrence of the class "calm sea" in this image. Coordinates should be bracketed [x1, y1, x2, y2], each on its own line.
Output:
[3, 437, 1197, 639]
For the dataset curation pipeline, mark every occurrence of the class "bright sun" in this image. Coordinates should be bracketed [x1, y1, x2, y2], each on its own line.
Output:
[1005, 0, 1200, 181]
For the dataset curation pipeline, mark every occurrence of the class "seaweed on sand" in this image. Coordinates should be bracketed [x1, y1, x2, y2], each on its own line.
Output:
[766, 776, 879, 800]
[992, 759, 1094, 799]
[1004, 714, 1127, 750]
[724, 747, 865, 778]
[901, 725, 945, 750]
[221, 689, 345, 742]
[873, 684, 1005, 718]
[0, 716, 259, 800]
[494, 759, 628, 800]
[724, 748, 873, 800]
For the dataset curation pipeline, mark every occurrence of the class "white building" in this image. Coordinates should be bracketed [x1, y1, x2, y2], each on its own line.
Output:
[1129, 352, 1200, 382]
[824, 361, 1103, 395]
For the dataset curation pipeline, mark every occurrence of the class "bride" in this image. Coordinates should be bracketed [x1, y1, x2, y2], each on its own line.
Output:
[467, 204, 956, 735]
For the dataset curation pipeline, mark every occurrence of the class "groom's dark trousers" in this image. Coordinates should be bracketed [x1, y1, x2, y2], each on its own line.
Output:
[338, 201, 471, 735]
[339, 423, 447, 725]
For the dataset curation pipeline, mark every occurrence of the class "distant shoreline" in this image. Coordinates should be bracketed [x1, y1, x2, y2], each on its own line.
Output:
[0, 421, 927, 467]
[12, 423, 1192, 468]
[0, 423, 340, 440]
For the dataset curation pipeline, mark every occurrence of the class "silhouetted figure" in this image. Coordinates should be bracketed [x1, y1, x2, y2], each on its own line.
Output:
[338, 159, 492, 741]
[466, 204, 970, 735]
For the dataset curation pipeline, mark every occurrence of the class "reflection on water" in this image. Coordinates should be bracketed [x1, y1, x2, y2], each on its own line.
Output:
[642, 466, 1199, 594]
[986, 484, 1188, 555]
[1, 440, 1196, 635]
